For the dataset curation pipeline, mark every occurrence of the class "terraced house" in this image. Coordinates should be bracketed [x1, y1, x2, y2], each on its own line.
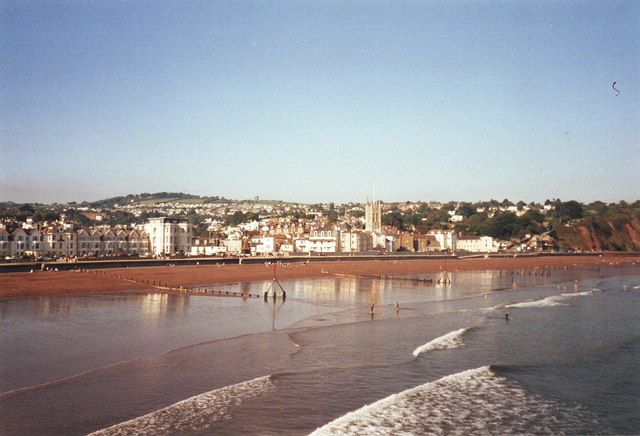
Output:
[0, 224, 151, 258]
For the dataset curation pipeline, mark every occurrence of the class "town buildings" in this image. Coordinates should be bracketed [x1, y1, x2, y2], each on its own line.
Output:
[1, 197, 517, 260]
[456, 235, 499, 253]
[143, 217, 191, 256]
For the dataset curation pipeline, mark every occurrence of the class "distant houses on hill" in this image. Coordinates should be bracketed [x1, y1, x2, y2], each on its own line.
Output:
[0, 198, 535, 260]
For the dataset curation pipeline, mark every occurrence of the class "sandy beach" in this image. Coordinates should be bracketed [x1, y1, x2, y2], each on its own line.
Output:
[1, 254, 638, 299]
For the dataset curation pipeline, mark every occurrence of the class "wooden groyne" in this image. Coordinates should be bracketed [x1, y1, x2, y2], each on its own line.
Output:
[331, 272, 434, 284]
[79, 268, 261, 298]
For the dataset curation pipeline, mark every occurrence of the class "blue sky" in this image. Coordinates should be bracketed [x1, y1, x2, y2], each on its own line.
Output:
[1, 0, 639, 204]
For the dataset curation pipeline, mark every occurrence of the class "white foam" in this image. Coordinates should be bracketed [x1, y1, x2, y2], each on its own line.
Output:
[308, 366, 606, 436]
[560, 290, 594, 297]
[506, 289, 599, 309]
[308, 366, 493, 436]
[88, 375, 274, 436]
[412, 328, 470, 357]
[505, 295, 567, 308]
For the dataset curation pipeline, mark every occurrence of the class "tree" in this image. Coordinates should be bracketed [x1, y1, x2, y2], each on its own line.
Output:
[481, 212, 518, 239]
[327, 210, 339, 223]
[457, 203, 476, 218]
[423, 210, 450, 227]
[19, 204, 36, 214]
[401, 212, 421, 230]
[441, 202, 457, 212]
[501, 199, 514, 207]
[382, 211, 403, 229]
[39, 210, 60, 222]
[523, 209, 545, 224]
[555, 200, 584, 222]
[417, 203, 432, 215]
[227, 211, 247, 226]
[105, 210, 136, 226]
[193, 223, 210, 237]
[586, 201, 607, 216]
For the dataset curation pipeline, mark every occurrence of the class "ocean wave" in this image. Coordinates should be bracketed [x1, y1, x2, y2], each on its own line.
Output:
[412, 328, 471, 357]
[504, 295, 567, 308]
[560, 290, 595, 297]
[88, 376, 275, 436]
[505, 289, 598, 309]
[308, 366, 608, 436]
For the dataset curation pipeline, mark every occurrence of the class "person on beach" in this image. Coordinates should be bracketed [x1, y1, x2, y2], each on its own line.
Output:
[370, 304, 375, 315]
[395, 302, 400, 312]
[505, 313, 510, 321]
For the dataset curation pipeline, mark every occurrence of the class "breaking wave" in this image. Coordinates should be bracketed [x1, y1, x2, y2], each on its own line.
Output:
[308, 366, 609, 436]
[88, 376, 274, 436]
[505, 295, 566, 308]
[412, 327, 471, 357]
[505, 289, 599, 309]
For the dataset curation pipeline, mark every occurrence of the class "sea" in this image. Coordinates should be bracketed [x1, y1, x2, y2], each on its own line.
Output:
[0, 260, 638, 435]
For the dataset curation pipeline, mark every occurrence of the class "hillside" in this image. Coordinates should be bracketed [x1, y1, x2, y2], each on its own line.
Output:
[554, 212, 640, 251]
[82, 192, 228, 208]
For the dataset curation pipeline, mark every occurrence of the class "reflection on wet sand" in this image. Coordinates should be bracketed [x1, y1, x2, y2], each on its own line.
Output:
[141, 293, 189, 316]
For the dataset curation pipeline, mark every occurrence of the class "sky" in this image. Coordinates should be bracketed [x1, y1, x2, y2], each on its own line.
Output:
[1, 0, 639, 205]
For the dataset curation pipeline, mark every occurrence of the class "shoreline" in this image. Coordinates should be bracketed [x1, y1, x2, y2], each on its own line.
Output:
[1, 254, 638, 299]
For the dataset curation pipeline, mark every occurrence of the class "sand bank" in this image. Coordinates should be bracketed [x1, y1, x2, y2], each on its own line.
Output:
[1, 254, 637, 298]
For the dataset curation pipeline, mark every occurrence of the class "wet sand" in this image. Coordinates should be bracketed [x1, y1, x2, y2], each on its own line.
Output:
[1, 254, 637, 298]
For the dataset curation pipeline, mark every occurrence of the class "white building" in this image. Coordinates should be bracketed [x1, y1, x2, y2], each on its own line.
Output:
[371, 230, 398, 252]
[250, 236, 277, 255]
[11, 228, 29, 255]
[306, 225, 340, 253]
[27, 229, 43, 256]
[222, 238, 243, 255]
[190, 236, 227, 256]
[127, 229, 149, 255]
[143, 217, 192, 256]
[456, 236, 498, 253]
[428, 229, 457, 252]
[43, 228, 77, 257]
[340, 230, 369, 252]
[0, 227, 11, 258]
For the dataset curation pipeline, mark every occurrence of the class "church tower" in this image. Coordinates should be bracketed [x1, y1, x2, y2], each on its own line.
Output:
[365, 198, 382, 233]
